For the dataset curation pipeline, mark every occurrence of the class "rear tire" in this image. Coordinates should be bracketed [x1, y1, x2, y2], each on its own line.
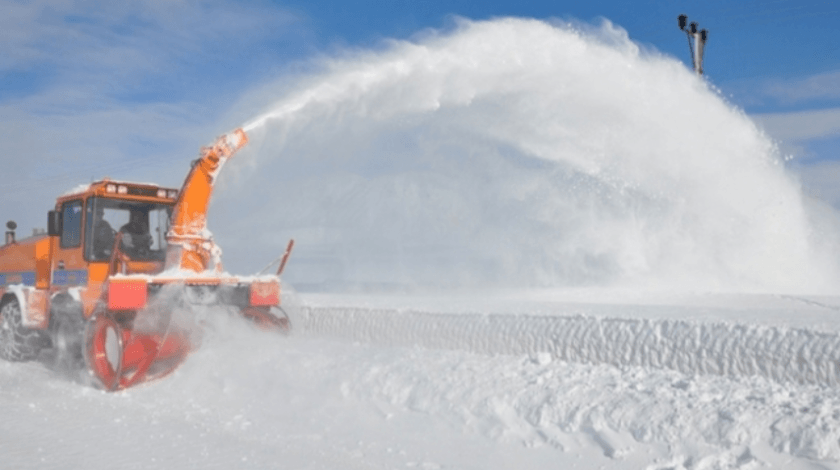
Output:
[0, 298, 40, 361]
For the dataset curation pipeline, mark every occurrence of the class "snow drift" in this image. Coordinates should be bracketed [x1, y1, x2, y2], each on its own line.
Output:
[296, 303, 840, 387]
[8, 296, 840, 470]
[217, 17, 840, 294]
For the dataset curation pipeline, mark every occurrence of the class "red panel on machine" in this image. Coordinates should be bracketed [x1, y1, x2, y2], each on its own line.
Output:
[108, 279, 148, 310]
[250, 281, 280, 306]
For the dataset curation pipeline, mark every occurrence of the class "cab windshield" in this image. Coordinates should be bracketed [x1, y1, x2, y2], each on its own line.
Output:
[85, 196, 172, 262]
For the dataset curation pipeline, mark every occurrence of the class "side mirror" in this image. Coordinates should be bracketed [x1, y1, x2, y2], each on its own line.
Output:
[48, 210, 62, 237]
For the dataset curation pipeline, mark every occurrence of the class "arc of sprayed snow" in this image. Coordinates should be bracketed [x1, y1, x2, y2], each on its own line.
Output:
[242, 54, 423, 132]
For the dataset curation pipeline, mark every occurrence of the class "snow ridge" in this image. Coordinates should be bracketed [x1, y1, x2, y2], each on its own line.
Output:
[297, 306, 840, 386]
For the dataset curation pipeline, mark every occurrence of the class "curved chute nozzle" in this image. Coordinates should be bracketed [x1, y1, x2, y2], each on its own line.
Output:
[210, 128, 249, 160]
[165, 127, 250, 272]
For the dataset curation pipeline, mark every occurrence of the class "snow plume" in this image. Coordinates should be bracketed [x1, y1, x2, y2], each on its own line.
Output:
[222, 17, 840, 294]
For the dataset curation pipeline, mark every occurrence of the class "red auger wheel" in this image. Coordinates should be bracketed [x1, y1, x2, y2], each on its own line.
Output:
[85, 311, 193, 391]
[85, 314, 124, 391]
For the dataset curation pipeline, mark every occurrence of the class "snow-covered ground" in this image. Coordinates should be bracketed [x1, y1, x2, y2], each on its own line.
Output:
[3, 292, 840, 469]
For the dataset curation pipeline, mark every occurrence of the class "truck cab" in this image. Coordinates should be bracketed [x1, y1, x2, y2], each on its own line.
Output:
[0, 180, 178, 325]
[55, 181, 177, 263]
[49, 180, 179, 312]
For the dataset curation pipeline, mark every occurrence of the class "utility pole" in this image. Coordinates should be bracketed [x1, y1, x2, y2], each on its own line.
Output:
[678, 14, 708, 75]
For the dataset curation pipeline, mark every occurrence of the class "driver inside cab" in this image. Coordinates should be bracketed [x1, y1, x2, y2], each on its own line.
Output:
[119, 210, 153, 257]
[92, 206, 115, 259]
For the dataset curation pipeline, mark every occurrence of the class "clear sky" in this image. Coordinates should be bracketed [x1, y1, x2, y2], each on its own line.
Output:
[1, 0, 839, 234]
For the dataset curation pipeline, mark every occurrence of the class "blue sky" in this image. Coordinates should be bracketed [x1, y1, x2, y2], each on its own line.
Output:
[1, 0, 839, 234]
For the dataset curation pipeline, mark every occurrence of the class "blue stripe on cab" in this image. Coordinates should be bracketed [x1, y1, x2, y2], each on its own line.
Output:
[0, 271, 36, 287]
[52, 269, 88, 287]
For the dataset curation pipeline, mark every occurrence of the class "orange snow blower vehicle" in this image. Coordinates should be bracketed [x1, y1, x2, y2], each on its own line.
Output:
[0, 128, 293, 391]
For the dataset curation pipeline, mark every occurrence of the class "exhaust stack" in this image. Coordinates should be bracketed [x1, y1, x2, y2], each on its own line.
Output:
[5, 221, 16, 245]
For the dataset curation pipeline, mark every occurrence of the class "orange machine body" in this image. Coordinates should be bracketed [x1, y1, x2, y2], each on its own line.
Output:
[0, 180, 183, 325]
[0, 129, 271, 327]
[0, 129, 287, 390]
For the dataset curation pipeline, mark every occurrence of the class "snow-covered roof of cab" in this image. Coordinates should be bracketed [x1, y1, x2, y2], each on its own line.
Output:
[57, 179, 180, 204]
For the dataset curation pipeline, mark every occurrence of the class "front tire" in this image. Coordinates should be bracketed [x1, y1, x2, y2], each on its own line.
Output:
[51, 308, 86, 374]
[0, 298, 40, 361]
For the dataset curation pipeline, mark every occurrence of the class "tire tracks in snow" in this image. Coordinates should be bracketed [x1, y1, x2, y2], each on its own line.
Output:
[295, 307, 840, 387]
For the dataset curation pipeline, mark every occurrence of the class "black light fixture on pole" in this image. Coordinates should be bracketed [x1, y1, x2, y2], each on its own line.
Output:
[678, 14, 708, 75]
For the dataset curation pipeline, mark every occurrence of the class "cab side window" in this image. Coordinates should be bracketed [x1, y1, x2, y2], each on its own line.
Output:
[60, 200, 83, 248]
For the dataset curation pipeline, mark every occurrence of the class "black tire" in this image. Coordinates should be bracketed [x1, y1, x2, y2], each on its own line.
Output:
[50, 301, 86, 374]
[0, 298, 40, 362]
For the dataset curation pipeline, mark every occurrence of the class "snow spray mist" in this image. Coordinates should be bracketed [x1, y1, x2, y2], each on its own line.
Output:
[222, 17, 840, 294]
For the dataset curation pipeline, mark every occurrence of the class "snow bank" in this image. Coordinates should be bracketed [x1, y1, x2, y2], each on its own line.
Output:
[334, 340, 840, 466]
[295, 305, 840, 387]
[4, 299, 840, 468]
[166, 307, 840, 465]
[279, 298, 840, 465]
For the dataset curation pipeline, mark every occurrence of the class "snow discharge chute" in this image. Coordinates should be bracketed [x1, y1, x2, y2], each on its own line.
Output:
[166, 128, 249, 273]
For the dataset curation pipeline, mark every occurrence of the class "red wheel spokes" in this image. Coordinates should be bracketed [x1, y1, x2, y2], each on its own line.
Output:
[87, 315, 124, 391]
[118, 333, 190, 389]
[87, 315, 192, 391]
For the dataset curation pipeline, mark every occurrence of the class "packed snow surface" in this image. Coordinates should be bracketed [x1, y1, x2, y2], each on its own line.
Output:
[4, 293, 840, 469]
